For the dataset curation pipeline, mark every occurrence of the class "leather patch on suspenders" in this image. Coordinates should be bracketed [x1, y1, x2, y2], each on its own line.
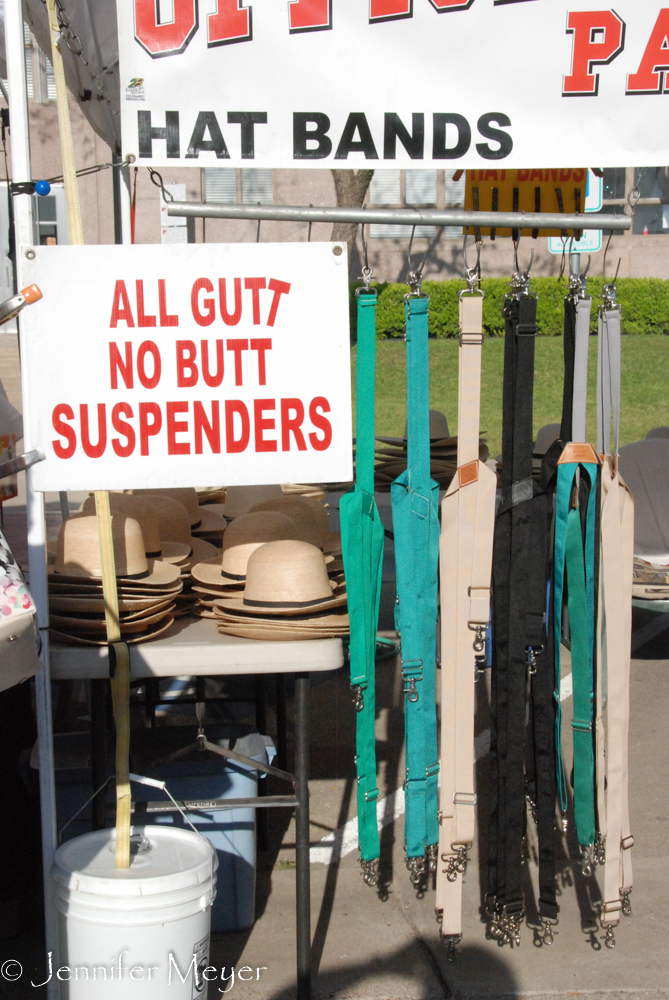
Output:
[558, 442, 600, 465]
[459, 460, 479, 487]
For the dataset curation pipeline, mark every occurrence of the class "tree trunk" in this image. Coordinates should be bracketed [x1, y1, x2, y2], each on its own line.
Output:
[331, 169, 375, 260]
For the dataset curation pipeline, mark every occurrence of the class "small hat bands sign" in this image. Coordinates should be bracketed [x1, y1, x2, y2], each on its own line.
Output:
[21, 244, 352, 491]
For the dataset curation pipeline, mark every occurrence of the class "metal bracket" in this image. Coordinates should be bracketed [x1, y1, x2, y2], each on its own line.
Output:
[0, 448, 45, 481]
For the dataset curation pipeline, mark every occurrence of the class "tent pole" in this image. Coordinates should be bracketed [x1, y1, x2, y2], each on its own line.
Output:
[4, 2, 59, 993]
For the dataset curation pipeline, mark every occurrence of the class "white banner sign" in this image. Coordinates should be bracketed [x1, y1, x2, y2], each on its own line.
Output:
[118, 2, 668, 169]
[21, 244, 352, 491]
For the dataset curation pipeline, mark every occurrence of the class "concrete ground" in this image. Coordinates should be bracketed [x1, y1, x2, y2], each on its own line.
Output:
[1, 333, 668, 998]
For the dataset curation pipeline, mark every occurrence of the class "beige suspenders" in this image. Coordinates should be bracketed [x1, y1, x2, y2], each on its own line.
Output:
[597, 299, 634, 945]
[437, 285, 496, 943]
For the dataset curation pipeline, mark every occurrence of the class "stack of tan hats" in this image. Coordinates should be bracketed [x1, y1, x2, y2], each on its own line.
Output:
[204, 539, 348, 641]
[195, 484, 326, 507]
[191, 511, 298, 611]
[372, 410, 489, 490]
[250, 495, 341, 555]
[48, 514, 183, 646]
[76, 492, 219, 615]
[128, 488, 227, 545]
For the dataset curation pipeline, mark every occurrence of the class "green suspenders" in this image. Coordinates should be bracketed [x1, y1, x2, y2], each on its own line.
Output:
[340, 288, 384, 883]
[391, 289, 440, 882]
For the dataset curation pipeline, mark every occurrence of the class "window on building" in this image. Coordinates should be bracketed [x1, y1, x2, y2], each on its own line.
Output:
[203, 168, 274, 206]
[635, 167, 667, 201]
[241, 168, 273, 205]
[443, 172, 466, 239]
[630, 167, 669, 235]
[602, 168, 626, 201]
[204, 168, 237, 204]
[24, 24, 54, 103]
[368, 169, 442, 239]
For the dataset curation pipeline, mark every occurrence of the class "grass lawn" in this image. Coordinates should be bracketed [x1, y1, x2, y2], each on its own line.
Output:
[351, 336, 669, 458]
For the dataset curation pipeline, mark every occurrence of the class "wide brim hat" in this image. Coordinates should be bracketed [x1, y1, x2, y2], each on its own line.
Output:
[215, 622, 347, 641]
[222, 484, 283, 519]
[215, 539, 347, 616]
[192, 511, 298, 585]
[49, 595, 175, 616]
[192, 582, 244, 599]
[128, 488, 226, 535]
[49, 616, 175, 646]
[48, 580, 183, 598]
[78, 493, 190, 564]
[249, 496, 341, 554]
[375, 409, 450, 447]
[49, 515, 182, 588]
[50, 603, 176, 635]
[179, 537, 221, 572]
[211, 605, 349, 627]
[281, 484, 326, 500]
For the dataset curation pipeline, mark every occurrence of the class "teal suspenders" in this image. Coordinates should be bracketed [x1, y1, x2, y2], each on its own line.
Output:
[391, 290, 440, 882]
[340, 288, 385, 883]
[554, 451, 599, 852]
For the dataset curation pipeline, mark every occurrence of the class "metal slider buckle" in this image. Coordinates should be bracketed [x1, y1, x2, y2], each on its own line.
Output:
[571, 718, 593, 733]
[365, 787, 379, 803]
[515, 323, 537, 337]
[453, 791, 477, 806]
[621, 835, 635, 850]
[459, 332, 484, 346]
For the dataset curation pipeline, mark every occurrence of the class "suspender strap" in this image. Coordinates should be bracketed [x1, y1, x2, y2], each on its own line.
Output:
[437, 291, 496, 937]
[391, 295, 440, 876]
[554, 453, 599, 848]
[340, 291, 384, 877]
[490, 290, 551, 934]
[596, 302, 635, 931]
[572, 296, 593, 444]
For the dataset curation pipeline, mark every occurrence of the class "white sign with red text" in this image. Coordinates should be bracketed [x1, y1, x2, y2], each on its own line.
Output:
[118, 2, 669, 169]
[20, 243, 352, 491]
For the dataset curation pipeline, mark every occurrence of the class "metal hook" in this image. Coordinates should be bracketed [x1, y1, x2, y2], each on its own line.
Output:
[256, 202, 261, 243]
[513, 233, 534, 277]
[462, 232, 482, 292]
[148, 167, 173, 202]
[558, 236, 568, 283]
[407, 224, 428, 296]
[307, 204, 313, 243]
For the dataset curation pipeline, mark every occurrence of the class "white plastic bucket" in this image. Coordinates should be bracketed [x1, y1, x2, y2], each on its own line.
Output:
[51, 826, 217, 999]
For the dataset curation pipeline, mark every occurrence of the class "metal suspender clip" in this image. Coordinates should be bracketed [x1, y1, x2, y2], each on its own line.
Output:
[526, 644, 544, 676]
[402, 658, 423, 702]
[468, 621, 487, 654]
[351, 685, 365, 712]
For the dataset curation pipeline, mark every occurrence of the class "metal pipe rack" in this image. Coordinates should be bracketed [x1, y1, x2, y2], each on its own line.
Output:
[167, 201, 631, 232]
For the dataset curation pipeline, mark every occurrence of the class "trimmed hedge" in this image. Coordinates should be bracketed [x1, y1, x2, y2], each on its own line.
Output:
[349, 277, 669, 339]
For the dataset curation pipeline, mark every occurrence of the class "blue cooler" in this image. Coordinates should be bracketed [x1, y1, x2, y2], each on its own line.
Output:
[51, 725, 274, 933]
[130, 725, 275, 933]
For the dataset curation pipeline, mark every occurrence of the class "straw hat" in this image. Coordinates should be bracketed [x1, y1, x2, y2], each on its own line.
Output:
[49, 594, 174, 615]
[534, 423, 561, 457]
[50, 602, 176, 635]
[128, 488, 226, 535]
[133, 494, 220, 566]
[192, 511, 297, 585]
[376, 410, 450, 446]
[249, 496, 340, 553]
[49, 616, 174, 646]
[222, 484, 283, 519]
[50, 515, 181, 587]
[79, 494, 190, 564]
[216, 540, 346, 615]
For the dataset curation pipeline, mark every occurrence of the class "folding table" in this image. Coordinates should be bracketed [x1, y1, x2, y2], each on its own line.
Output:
[49, 617, 344, 1000]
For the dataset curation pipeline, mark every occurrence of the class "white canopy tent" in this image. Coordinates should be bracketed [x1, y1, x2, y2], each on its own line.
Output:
[0, 0, 120, 151]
